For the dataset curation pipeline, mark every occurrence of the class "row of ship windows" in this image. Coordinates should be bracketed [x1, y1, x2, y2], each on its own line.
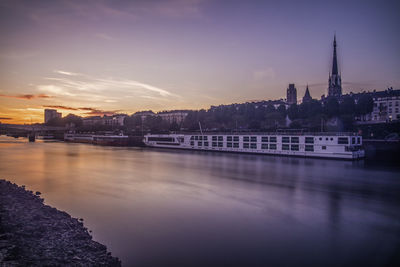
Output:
[189, 141, 316, 151]
[189, 136, 358, 145]
[147, 136, 360, 145]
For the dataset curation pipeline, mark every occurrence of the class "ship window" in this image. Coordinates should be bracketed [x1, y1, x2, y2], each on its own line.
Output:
[352, 137, 356, 144]
[227, 136, 233, 141]
[305, 145, 314, 151]
[282, 137, 290, 143]
[269, 144, 277, 150]
[338, 137, 349, 144]
[233, 136, 239, 142]
[218, 136, 223, 141]
[305, 137, 314, 144]
[251, 136, 257, 142]
[326, 137, 328, 141]
[195, 136, 198, 140]
[198, 141, 202, 146]
[261, 136, 268, 142]
[357, 137, 361, 144]
[291, 137, 299, 143]
[204, 142, 209, 146]
[261, 144, 268, 149]
[250, 143, 257, 149]
[291, 144, 299, 151]
[270, 136, 277, 142]
[190, 136, 194, 140]
[322, 146, 327, 150]
[227, 142, 233, 147]
[233, 143, 239, 148]
[282, 144, 290, 150]
[330, 138, 333, 141]
[218, 142, 223, 147]
[203, 136, 208, 141]
[243, 143, 249, 148]
[190, 141, 194, 146]
[319, 137, 322, 140]
[212, 142, 217, 147]
[243, 136, 250, 142]
[212, 136, 217, 141]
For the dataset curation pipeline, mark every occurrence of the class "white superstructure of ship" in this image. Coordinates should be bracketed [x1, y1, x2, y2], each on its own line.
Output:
[143, 132, 365, 159]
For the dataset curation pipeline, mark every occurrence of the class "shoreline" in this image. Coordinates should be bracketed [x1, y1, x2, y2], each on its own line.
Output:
[0, 179, 121, 266]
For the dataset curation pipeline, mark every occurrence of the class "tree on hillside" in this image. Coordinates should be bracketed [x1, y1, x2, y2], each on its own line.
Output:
[356, 94, 374, 115]
[287, 104, 299, 120]
[340, 95, 356, 115]
[277, 104, 287, 118]
[324, 97, 340, 117]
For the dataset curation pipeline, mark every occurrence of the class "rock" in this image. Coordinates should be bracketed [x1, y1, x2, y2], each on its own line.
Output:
[0, 179, 121, 266]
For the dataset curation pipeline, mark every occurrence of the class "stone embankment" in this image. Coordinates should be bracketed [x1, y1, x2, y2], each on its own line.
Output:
[0, 179, 121, 266]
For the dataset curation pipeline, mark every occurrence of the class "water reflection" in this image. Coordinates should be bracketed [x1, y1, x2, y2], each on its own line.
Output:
[0, 136, 399, 266]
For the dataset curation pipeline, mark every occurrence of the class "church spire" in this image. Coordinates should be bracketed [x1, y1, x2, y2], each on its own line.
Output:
[328, 34, 342, 98]
[303, 84, 312, 103]
[332, 34, 338, 75]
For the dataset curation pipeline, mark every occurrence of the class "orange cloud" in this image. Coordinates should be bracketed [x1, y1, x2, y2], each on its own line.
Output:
[43, 105, 79, 110]
[42, 105, 119, 116]
[0, 93, 51, 99]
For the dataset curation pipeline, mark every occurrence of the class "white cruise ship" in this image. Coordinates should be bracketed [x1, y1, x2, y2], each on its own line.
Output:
[143, 133, 365, 159]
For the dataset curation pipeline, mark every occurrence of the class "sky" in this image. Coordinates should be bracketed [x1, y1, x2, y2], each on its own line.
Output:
[0, 0, 399, 124]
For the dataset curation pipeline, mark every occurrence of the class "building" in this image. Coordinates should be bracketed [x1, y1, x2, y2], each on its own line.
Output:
[355, 88, 400, 122]
[82, 115, 126, 127]
[134, 111, 155, 121]
[328, 35, 342, 98]
[103, 115, 126, 126]
[286, 83, 297, 105]
[44, 109, 61, 123]
[157, 110, 189, 124]
[302, 85, 312, 103]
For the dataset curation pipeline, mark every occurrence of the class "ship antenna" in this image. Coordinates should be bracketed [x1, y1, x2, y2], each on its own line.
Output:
[198, 121, 204, 136]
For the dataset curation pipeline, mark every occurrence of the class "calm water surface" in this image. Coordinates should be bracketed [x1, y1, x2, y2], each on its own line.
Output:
[0, 136, 399, 266]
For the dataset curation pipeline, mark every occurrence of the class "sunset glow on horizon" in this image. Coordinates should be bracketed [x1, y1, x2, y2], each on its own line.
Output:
[1, 0, 399, 124]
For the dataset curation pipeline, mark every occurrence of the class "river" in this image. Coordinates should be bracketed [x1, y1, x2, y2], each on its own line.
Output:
[0, 136, 399, 266]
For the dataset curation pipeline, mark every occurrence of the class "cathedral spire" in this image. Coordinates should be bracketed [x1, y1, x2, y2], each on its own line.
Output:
[332, 34, 338, 75]
[328, 34, 342, 98]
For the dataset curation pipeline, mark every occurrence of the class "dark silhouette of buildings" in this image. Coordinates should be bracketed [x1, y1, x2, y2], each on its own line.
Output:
[328, 35, 342, 98]
[286, 83, 297, 105]
[302, 85, 312, 103]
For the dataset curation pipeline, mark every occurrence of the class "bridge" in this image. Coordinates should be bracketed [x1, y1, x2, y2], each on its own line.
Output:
[0, 124, 66, 140]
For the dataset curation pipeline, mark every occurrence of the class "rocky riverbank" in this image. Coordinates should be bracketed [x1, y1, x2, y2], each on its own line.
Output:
[0, 179, 121, 266]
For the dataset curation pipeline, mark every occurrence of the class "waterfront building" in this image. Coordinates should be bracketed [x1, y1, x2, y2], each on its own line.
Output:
[134, 111, 155, 121]
[157, 110, 189, 124]
[44, 109, 61, 123]
[353, 88, 400, 122]
[286, 84, 297, 105]
[302, 85, 312, 103]
[328, 35, 342, 98]
[82, 115, 126, 127]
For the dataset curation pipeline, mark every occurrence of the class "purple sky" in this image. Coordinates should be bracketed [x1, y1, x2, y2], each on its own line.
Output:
[0, 0, 399, 123]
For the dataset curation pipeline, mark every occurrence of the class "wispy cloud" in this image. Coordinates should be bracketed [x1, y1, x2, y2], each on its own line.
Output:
[253, 68, 276, 80]
[54, 70, 79, 76]
[39, 70, 178, 99]
[0, 117, 12, 120]
[0, 93, 51, 100]
[43, 105, 79, 110]
[38, 84, 76, 96]
[94, 33, 116, 41]
[42, 105, 120, 116]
